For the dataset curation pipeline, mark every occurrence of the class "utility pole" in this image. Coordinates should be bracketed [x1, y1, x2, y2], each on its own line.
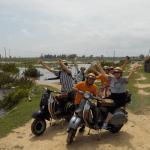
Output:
[4, 47, 6, 63]
[9, 49, 10, 58]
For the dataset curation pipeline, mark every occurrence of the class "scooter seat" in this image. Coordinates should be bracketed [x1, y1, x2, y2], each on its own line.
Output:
[100, 99, 114, 106]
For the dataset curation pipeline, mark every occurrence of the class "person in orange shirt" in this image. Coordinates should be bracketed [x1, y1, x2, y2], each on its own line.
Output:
[72, 73, 99, 132]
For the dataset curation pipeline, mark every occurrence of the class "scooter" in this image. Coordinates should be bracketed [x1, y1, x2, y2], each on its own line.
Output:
[67, 90, 130, 144]
[31, 87, 75, 136]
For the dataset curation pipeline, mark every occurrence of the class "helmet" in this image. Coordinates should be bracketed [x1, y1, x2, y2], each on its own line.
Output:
[80, 66, 86, 70]
[110, 66, 114, 70]
[62, 60, 68, 66]
[103, 66, 110, 70]
[87, 73, 96, 80]
[113, 67, 122, 73]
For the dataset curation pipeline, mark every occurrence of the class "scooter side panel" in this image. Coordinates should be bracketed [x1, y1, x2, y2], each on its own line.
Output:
[110, 112, 127, 125]
[68, 116, 82, 129]
[31, 110, 50, 121]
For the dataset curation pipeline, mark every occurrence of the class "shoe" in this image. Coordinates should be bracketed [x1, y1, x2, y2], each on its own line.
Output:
[95, 125, 99, 131]
[67, 128, 71, 133]
[101, 121, 108, 130]
[125, 110, 128, 117]
[79, 125, 85, 132]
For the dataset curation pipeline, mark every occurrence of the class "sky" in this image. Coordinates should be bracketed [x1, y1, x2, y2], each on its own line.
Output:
[0, 0, 150, 58]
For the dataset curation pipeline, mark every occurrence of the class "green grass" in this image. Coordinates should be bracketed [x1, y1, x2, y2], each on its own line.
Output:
[0, 84, 58, 137]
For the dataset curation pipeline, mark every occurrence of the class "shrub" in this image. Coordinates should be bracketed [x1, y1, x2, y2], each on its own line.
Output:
[23, 64, 41, 77]
[2, 63, 19, 73]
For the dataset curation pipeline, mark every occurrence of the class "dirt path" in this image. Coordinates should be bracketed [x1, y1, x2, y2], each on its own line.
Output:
[1, 62, 150, 150]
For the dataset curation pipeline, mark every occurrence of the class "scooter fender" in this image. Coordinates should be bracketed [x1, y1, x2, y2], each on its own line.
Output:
[110, 112, 127, 125]
[31, 110, 50, 121]
[68, 116, 82, 129]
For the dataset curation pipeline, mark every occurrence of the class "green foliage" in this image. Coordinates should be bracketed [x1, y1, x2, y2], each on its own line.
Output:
[23, 64, 41, 77]
[1, 63, 19, 73]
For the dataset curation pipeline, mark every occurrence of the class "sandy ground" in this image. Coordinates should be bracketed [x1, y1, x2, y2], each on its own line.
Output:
[0, 61, 150, 150]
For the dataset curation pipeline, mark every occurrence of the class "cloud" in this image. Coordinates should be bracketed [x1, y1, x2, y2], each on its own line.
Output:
[21, 29, 33, 37]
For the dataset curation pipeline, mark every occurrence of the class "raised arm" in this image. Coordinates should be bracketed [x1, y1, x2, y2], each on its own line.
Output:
[57, 58, 71, 74]
[38, 59, 54, 73]
[96, 61, 109, 80]
[90, 66, 100, 75]
[126, 66, 139, 82]
[85, 62, 94, 75]
[75, 57, 79, 72]
[122, 57, 129, 71]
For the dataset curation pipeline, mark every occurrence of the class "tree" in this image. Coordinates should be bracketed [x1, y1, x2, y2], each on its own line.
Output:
[139, 54, 144, 59]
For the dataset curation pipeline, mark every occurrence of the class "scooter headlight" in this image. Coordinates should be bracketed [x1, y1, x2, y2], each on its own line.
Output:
[84, 91, 90, 99]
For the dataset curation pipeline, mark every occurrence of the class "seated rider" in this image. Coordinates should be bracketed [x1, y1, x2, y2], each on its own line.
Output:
[38, 58, 75, 113]
[74, 57, 94, 84]
[96, 61, 139, 130]
[72, 73, 99, 131]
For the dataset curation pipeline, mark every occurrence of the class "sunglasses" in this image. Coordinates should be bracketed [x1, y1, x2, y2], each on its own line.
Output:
[114, 72, 120, 74]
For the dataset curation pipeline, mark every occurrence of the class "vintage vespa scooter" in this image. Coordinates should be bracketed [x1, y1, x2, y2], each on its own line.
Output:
[31, 87, 75, 136]
[67, 90, 130, 144]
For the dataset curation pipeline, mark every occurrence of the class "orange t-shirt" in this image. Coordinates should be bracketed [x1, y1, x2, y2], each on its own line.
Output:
[74, 81, 97, 105]
[96, 73, 113, 87]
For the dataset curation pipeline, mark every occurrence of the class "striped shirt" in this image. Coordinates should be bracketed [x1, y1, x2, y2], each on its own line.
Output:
[54, 70, 74, 93]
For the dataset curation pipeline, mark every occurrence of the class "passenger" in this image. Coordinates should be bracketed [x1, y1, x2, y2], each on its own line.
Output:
[38, 58, 76, 113]
[96, 61, 139, 130]
[74, 57, 94, 84]
[72, 73, 99, 131]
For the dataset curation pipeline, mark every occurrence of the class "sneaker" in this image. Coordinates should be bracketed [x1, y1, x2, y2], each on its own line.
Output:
[67, 128, 71, 133]
[79, 125, 85, 132]
[95, 125, 99, 131]
[101, 121, 108, 130]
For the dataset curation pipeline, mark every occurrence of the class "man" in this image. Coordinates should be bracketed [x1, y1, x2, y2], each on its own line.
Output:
[38, 58, 75, 113]
[72, 73, 99, 132]
[74, 57, 94, 84]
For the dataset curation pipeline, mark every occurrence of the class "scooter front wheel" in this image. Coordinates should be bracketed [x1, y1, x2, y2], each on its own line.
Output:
[66, 128, 77, 144]
[31, 119, 46, 136]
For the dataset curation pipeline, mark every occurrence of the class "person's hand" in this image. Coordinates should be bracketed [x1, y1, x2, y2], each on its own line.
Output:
[44, 78, 48, 80]
[75, 57, 77, 61]
[126, 56, 130, 61]
[38, 59, 43, 64]
[72, 88, 78, 92]
[90, 62, 94, 67]
[132, 66, 139, 72]
[96, 61, 101, 68]
[57, 58, 62, 64]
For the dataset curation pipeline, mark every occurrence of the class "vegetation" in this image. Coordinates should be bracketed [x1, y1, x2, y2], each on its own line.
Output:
[0, 76, 33, 110]
[22, 64, 41, 77]
[0, 63, 19, 73]
[0, 84, 58, 137]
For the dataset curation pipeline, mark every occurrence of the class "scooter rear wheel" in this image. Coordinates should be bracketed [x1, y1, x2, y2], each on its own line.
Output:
[31, 119, 46, 136]
[66, 128, 77, 144]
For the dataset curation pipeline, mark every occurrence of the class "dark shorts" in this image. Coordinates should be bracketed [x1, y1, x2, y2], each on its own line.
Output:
[105, 92, 127, 114]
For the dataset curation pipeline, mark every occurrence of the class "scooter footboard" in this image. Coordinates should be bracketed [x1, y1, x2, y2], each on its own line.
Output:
[110, 112, 127, 125]
[31, 110, 50, 121]
[68, 116, 82, 129]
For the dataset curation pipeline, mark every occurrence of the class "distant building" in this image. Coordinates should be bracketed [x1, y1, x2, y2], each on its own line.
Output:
[144, 56, 150, 73]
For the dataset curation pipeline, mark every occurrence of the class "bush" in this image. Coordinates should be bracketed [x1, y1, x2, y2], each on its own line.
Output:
[23, 64, 41, 77]
[2, 63, 19, 73]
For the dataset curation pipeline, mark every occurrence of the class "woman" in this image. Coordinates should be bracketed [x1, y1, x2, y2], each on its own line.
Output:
[96, 61, 139, 130]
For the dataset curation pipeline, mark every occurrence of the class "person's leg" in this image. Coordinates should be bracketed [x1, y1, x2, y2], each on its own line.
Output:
[90, 102, 99, 131]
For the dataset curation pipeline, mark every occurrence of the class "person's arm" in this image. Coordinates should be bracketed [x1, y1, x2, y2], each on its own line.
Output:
[122, 57, 129, 71]
[84, 62, 94, 75]
[96, 61, 109, 80]
[75, 57, 79, 73]
[90, 66, 100, 75]
[38, 59, 54, 73]
[126, 66, 139, 82]
[57, 58, 71, 74]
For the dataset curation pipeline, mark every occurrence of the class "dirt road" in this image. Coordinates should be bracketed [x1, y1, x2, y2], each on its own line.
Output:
[0, 61, 150, 150]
